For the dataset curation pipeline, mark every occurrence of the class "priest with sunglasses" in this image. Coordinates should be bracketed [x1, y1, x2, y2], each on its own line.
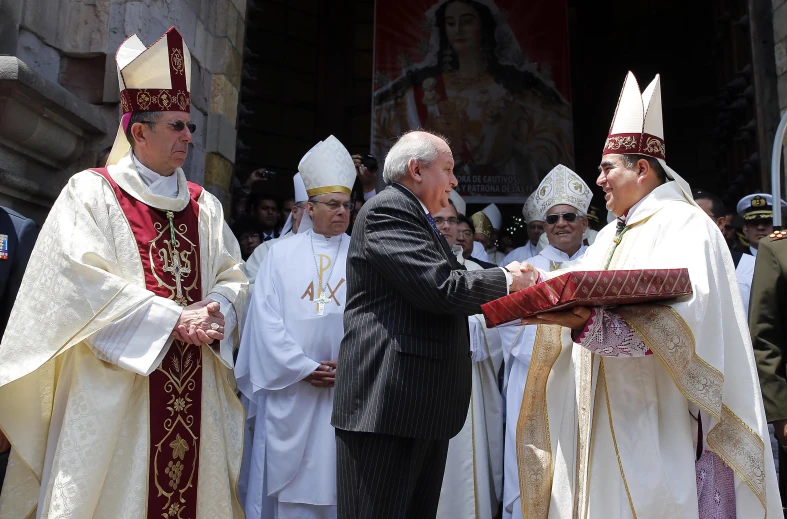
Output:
[499, 164, 592, 519]
[0, 28, 249, 518]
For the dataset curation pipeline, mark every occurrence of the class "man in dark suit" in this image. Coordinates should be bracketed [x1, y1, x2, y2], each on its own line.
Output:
[0, 206, 37, 492]
[331, 131, 534, 518]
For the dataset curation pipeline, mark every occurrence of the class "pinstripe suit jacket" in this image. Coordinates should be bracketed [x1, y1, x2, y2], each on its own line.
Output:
[331, 183, 508, 439]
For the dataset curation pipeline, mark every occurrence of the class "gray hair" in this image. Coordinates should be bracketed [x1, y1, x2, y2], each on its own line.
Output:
[382, 130, 448, 184]
[124, 110, 162, 148]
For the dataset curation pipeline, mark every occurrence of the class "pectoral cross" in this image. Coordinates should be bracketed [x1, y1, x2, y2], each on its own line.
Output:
[164, 249, 191, 306]
[163, 211, 191, 306]
[315, 291, 333, 316]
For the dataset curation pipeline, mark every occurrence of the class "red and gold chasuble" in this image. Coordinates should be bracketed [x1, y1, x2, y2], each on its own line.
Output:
[93, 168, 204, 519]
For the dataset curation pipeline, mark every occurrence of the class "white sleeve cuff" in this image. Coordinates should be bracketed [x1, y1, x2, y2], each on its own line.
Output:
[500, 267, 512, 295]
[468, 317, 490, 362]
[87, 296, 183, 376]
[207, 293, 237, 369]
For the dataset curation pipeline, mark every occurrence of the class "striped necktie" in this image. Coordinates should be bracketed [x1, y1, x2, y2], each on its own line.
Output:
[426, 213, 441, 235]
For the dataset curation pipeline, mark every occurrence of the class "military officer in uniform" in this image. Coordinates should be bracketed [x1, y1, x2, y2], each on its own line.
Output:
[750, 227, 787, 506]
[737, 194, 787, 257]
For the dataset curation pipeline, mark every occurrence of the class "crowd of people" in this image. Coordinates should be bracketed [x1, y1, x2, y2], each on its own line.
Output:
[2, 25, 787, 519]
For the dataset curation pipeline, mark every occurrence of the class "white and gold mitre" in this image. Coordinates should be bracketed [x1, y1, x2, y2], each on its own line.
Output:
[522, 191, 542, 223]
[481, 204, 502, 230]
[107, 27, 192, 166]
[533, 164, 592, 219]
[602, 71, 665, 161]
[298, 135, 356, 197]
[293, 173, 308, 203]
[449, 190, 466, 216]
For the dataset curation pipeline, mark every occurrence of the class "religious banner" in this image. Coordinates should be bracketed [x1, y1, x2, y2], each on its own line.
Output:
[371, 0, 574, 203]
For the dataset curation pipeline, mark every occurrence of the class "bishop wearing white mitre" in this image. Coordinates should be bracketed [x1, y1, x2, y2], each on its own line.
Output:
[235, 135, 356, 519]
[514, 73, 781, 519]
[0, 27, 247, 519]
[499, 164, 592, 519]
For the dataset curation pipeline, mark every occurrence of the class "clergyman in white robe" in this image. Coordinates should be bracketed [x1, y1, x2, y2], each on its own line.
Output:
[236, 228, 349, 519]
[518, 182, 782, 518]
[436, 249, 505, 519]
[0, 151, 248, 518]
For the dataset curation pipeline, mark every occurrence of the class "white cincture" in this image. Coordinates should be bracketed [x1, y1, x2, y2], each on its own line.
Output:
[310, 233, 342, 316]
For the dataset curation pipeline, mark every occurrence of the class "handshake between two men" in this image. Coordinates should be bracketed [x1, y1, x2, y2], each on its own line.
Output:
[504, 261, 540, 293]
[501, 261, 593, 330]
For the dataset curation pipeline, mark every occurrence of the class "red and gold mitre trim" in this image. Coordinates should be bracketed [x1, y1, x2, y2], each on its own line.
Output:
[118, 27, 190, 114]
[603, 132, 666, 161]
[120, 88, 190, 113]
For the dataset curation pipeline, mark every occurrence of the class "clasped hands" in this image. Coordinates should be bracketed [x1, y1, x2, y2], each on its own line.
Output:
[305, 361, 337, 388]
[172, 299, 225, 345]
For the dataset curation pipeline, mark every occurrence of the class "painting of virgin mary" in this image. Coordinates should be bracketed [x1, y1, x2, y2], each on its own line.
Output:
[372, 0, 574, 199]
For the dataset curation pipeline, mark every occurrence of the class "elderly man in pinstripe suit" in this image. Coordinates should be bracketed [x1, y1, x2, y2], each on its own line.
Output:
[331, 131, 536, 518]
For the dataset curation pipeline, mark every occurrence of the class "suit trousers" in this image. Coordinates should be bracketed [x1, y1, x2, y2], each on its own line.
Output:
[335, 428, 449, 519]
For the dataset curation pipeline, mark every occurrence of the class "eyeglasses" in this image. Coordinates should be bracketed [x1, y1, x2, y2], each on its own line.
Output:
[313, 200, 353, 212]
[433, 217, 458, 226]
[144, 120, 196, 133]
[165, 121, 196, 133]
[545, 212, 579, 225]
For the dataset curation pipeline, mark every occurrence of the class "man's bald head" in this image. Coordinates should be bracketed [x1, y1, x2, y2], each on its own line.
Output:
[382, 130, 450, 184]
[382, 130, 457, 214]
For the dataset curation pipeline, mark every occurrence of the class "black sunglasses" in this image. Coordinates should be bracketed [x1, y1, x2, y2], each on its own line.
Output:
[145, 120, 196, 133]
[545, 212, 579, 225]
[165, 121, 197, 133]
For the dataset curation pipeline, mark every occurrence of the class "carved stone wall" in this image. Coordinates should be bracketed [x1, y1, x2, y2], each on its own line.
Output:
[0, 0, 245, 222]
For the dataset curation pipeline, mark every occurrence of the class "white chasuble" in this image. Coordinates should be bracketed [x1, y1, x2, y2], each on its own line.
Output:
[515, 182, 781, 519]
[236, 230, 349, 519]
[0, 152, 248, 519]
[437, 257, 504, 519]
[500, 244, 586, 519]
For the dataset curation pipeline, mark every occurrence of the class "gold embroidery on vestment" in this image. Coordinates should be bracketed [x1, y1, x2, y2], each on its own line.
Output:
[516, 324, 562, 519]
[604, 136, 638, 151]
[616, 306, 722, 418]
[707, 405, 767, 511]
[149, 213, 198, 306]
[644, 137, 665, 156]
[153, 343, 201, 517]
[171, 48, 185, 75]
[616, 304, 767, 513]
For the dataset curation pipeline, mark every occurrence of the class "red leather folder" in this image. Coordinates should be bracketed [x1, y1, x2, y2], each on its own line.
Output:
[481, 268, 692, 328]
